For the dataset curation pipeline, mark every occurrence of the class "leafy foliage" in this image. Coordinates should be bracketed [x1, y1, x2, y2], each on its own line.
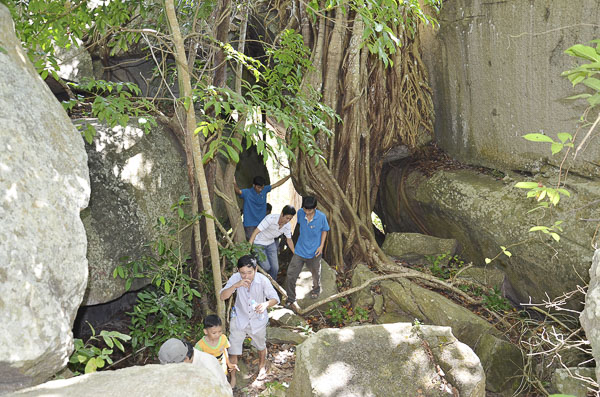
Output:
[425, 253, 465, 280]
[113, 196, 204, 353]
[303, 0, 441, 67]
[68, 323, 130, 375]
[562, 40, 600, 108]
[482, 287, 512, 312]
[62, 79, 157, 143]
[324, 298, 369, 326]
[196, 29, 339, 167]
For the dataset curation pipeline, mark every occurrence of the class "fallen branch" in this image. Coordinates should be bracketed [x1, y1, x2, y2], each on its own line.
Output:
[298, 273, 408, 315]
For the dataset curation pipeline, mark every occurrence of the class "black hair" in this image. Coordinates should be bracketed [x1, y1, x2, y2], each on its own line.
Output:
[237, 254, 258, 269]
[203, 314, 222, 329]
[182, 340, 194, 360]
[253, 176, 266, 186]
[302, 196, 317, 210]
[282, 205, 296, 216]
[266, 203, 272, 214]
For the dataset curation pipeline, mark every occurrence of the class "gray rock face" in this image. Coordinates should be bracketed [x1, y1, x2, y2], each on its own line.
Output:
[381, 232, 458, 265]
[421, 0, 600, 176]
[551, 367, 596, 397]
[79, 119, 190, 305]
[288, 323, 485, 397]
[352, 264, 522, 393]
[381, 167, 599, 308]
[54, 39, 94, 83]
[0, 4, 90, 393]
[581, 249, 600, 384]
[266, 327, 308, 345]
[13, 363, 233, 397]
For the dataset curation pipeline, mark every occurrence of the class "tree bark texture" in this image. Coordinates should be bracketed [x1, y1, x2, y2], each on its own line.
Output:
[165, 0, 226, 321]
[288, 5, 434, 272]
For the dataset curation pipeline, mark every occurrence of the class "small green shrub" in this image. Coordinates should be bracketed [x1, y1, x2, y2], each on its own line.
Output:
[325, 299, 369, 326]
[426, 253, 465, 280]
[483, 286, 512, 312]
[114, 196, 205, 355]
[68, 323, 130, 375]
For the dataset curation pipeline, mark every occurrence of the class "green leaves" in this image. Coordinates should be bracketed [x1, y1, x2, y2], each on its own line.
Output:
[68, 326, 131, 375]
[522, 132, 573, 155]
[528, 221, 564, 242]
[562, 42, 600, 108]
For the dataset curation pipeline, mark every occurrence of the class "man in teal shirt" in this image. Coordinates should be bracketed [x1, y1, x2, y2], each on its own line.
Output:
[285, 196, 329, 306]
[234, 175, 290, 240]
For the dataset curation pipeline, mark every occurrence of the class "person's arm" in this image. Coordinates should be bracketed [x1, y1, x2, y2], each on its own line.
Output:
[234, 180, 242, 196]
[224, 348, 239, 371]
[220, 277, 250, 300]
[270, 175, 290, 189]
[286, 237, 295, 254]
[255, 298, 278, 313]
[248, 227, 261, 245]
[315, 231, 328, 257]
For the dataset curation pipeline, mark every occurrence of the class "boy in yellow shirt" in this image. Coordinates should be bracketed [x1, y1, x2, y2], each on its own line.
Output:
[195, 315, 237, 385]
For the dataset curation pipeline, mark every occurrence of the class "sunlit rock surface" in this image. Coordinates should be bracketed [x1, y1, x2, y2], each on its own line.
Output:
[13, 363, 233, 397]
[421, 0, 600, 177]
[289, 323, 485, 396]
[0, 4, 90, 393]
[77, 119, 190, 305]
[581, 249, 600, 385]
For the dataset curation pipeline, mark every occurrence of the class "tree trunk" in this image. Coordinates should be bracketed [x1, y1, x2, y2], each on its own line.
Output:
[291, 6, 434, 273]
[165, 0, 226, 321]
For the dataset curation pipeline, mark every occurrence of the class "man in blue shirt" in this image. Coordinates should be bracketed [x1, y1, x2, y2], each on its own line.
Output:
[234, 175, 290, 240]
[285, 196, 329, 307]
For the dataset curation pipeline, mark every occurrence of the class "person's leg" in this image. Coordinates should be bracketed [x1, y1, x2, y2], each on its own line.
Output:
[227, 319, 246, 388]
[255, 244, 272, 276]
[264, 241, 279, 280]
[285, 254, 304, 303]
[244, 226, 256, 241]
[249, 325, 268, 380]
[229, 354, 238, 388]
[257, 348, 268, 379]
[307, 255, 322, 297]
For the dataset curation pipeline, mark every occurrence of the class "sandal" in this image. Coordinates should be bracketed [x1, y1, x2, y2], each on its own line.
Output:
[310, 291, 319, 299]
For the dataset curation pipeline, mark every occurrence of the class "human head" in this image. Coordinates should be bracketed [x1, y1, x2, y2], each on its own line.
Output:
[158, 338, 194, 364]
[253, 176, 266, 193]
[302, 196, 317, 215]
[280, 205, 296, 223]
[203, 315, 223, 339]
[237, 254, 258, 283]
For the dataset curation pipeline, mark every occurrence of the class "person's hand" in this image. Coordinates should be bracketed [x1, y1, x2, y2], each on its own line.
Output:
[235, 278, 251, 289]
[255, 302, 269, 314]
[227, 362, 240, 372]
[315, 245, 324, 257]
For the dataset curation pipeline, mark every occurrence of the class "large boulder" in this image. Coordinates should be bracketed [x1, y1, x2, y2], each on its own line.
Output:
[13, 363, 232, 397]
[352, 264, 523, 393]
[420, 0, 600, 176]
[381, 232, 458, 265]
[380, 167, 599, 308]
[78, 119, 190, 305]
[581, 249, 600, 383]
[0, 4, 90, 393]
[288, 323, 485, 397]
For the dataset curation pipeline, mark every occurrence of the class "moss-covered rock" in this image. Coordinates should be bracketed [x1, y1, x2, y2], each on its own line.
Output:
[380, 167, 598, 309]
[288, 323, 485, 397]
[381, 233, 458, 265]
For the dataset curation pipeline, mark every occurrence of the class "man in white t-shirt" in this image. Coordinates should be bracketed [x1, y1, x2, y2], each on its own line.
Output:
[248, 205, 296, 280]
